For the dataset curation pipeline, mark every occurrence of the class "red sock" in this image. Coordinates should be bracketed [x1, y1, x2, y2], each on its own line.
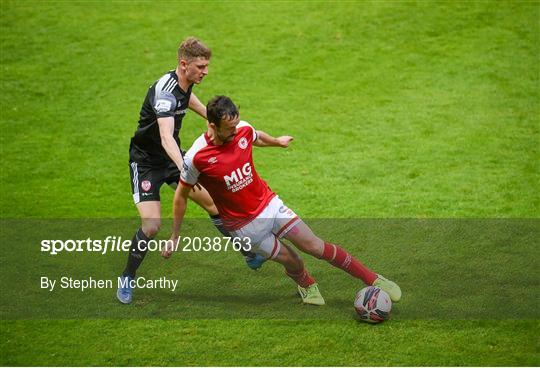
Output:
[319, 242, 377, 285]
[285, 267, 316, 288]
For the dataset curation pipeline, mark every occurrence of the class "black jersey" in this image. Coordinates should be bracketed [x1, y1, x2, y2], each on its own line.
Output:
[129, 70, 193, 165]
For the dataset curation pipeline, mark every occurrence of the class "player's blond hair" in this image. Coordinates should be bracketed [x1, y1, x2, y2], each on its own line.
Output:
[178, 37, 212, 62]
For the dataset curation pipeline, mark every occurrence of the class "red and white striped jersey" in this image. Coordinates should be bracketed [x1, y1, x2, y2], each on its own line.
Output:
[180, 121, 276, 230]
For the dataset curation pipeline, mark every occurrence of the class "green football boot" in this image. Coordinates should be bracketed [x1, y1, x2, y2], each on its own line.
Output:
[297, 283, 326, 306]
[372, 274, 402, 303]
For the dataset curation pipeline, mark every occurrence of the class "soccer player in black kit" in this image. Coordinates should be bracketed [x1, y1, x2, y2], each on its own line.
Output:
[118, 37, 264, 304]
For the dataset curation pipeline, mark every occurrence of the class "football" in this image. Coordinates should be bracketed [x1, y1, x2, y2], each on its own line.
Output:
[354, 286, 392, 323]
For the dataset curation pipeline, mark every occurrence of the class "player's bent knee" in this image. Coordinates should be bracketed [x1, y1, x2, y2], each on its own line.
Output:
[198, 201, 217, 216]
[190, 190, 218, 215]
[204, 204, 218, 216]
[141, 222, 161, 238]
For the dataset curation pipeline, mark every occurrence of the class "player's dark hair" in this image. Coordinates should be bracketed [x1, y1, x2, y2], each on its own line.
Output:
[207, 96, 239, 127]
[178, 37, 212, 61]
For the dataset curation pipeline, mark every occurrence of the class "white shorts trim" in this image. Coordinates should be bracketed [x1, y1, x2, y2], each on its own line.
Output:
[131, 162, 140, 204]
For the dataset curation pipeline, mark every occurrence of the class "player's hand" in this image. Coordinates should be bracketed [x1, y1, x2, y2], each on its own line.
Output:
[161, 236, 178, 259]
[276, 136, 294, 148]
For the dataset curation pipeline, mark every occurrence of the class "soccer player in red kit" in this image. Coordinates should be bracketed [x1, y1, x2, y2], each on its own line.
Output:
[163, 95, 401, 305]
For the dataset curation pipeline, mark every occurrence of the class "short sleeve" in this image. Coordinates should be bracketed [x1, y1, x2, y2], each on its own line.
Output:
[179, 151, 200, 187]
[238, 121, 257, 142]
[153, 91, 177, 118]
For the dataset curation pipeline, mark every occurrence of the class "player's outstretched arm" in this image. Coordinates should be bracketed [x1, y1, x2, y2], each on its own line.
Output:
[188, 93, 207, 119]
[254, 130, 294, 148]
[162, 183, 191, 259]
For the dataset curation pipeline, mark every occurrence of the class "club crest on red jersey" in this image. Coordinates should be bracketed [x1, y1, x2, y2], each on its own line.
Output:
[238, 137, 248, 149]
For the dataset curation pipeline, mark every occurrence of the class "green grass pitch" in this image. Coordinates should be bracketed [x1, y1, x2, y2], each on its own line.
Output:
[1, 1, 539, 366]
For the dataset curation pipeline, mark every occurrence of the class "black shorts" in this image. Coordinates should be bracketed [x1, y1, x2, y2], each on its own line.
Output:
[129, 160, 180, 204]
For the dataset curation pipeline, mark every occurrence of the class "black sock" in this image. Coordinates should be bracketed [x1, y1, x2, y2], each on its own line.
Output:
[209, 215, 254, 257]
[122, 228, 151, 278]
